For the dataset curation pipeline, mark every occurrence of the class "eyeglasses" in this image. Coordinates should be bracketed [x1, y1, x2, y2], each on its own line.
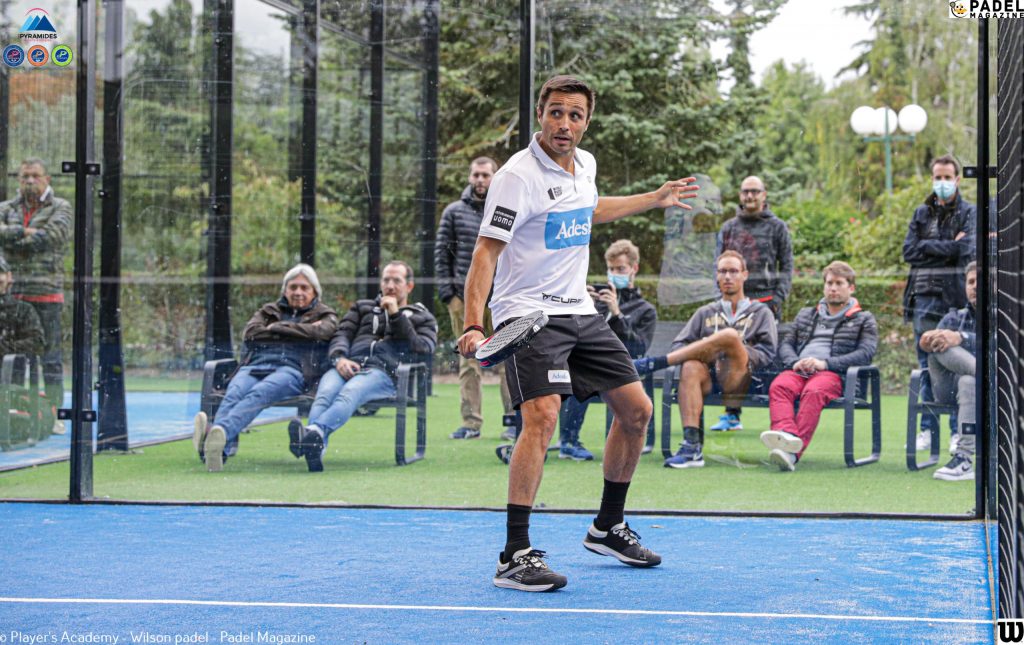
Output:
[739, 189, 763, 195]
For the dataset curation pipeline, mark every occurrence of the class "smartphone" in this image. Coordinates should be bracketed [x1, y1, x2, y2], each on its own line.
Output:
[590, 283, 611, 292]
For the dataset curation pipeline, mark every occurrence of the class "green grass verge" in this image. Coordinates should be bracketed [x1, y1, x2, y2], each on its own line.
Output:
[0, 384, 974, 515]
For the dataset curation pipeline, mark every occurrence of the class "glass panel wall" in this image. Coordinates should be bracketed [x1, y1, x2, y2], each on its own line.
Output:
[0, 0, 993, 516]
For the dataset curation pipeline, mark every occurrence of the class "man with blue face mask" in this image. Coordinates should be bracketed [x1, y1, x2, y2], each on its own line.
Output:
[557, 239, 657, 460]
[902, 154, 976, 453]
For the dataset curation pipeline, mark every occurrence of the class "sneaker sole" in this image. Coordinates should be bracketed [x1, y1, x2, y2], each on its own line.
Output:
[760, 431, 803, 453]
[583, 540, 661, 567]
[192, 412, 207, 456]
[204, 427, 226, 472]
[287, 419, 304, 458]
[558, 452, 593, 461]
[934, 471, 975, 481]
[492, 576, 566, 592]
[304, 433, 325, 472]
[665, 459, 704, 469]
[769, 449, 796, 472]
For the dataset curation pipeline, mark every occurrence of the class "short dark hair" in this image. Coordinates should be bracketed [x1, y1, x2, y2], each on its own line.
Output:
[930, 154, 960, 176]
[536, 75, 595, 119]
[823, 261, 856, 287]
[470, 157, 498, 173]
[384, 260, 414, 283]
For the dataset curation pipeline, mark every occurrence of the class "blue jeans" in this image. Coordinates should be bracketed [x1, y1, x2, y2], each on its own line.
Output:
[307, 367, 396, 445]
[214, 365, 305, 450]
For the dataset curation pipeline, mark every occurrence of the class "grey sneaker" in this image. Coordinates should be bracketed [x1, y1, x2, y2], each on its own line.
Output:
[934, 454, 974, 481]
[192, 411, 208, 458]
[449, 427, 481, 439]
[493, 548, 567, 592]
[203, 425, 227, 472]
[769, 448, 797, 472]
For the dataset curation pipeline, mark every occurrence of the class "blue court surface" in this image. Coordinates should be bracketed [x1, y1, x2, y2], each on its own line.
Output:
[0, 392, 289, 472]
[0, 503, 994, 643]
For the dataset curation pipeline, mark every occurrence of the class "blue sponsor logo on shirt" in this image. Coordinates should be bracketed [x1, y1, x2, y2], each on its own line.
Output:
[544, 206, 593, 250]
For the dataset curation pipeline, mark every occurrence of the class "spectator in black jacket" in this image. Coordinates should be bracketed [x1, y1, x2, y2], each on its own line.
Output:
[903, 154, 976, 452]
[193, 264, 339, 472]
[920, 261, 977, 482]
[435, 157, 513, 440]
[760, 261, 878, 471]
[558, 240, 656, 461]
[716, 176, 793, 320]
[290, 261, 437, 471]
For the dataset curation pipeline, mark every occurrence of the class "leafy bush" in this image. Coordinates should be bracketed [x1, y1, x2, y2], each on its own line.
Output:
[775, 195, 858, 274]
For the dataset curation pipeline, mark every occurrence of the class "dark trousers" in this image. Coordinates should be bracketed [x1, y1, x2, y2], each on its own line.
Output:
[27, 301, 64, 408]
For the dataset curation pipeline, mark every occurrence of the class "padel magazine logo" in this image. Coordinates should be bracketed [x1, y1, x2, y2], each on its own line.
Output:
[950, 0, 1024, 17]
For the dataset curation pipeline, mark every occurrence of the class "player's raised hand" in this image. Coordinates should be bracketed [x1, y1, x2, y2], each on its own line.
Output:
[653, 177, 699, 210]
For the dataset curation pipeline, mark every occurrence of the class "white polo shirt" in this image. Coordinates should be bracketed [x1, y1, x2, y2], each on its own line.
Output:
[478, 134, 600, 326]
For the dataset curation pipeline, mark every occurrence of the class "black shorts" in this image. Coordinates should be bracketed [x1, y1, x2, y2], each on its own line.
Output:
[503, 314, 639, 409]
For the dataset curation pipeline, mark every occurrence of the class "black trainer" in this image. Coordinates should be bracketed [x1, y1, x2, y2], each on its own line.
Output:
[303, 426, 325, 472]
[493, 548, 567, 592]
[583, 522, 661, 567]
[287, 418, 305, 458]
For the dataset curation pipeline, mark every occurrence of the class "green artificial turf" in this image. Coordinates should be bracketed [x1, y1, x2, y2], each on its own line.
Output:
[0, 384, 975, 515]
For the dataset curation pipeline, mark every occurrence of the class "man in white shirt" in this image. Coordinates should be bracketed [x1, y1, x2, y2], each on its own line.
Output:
[458, 74, 698, 592]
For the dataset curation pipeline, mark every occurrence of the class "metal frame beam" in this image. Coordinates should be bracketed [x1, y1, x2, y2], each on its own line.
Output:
[418, 0, 438, 307]
[366, 0, 384, 298]
[518, 0, 535, 150]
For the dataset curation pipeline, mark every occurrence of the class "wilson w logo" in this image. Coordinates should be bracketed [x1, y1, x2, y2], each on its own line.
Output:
[999, 620, 1024, 643]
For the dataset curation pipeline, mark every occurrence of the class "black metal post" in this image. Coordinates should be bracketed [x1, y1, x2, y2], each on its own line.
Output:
[204, 0, 233, 361]
[97, 0, 128, 452]
[975, 17, 991, 519]
[290, 0, 318, 267]
[418, 0, 438, 308]
[367, 0, 384, 299]
[0, 1, 10, 200]
[69, 0, 98, 501]
[518, 0, 534, 150]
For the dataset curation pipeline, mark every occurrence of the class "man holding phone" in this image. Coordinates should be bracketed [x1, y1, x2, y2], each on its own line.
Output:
[559, 239, 656, 460]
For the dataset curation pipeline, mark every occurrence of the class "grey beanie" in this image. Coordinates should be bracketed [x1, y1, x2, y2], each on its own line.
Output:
[281, 263, 322, 299]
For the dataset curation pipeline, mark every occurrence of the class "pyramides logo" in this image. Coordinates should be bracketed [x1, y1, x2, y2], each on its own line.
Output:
[20, 8, 59, 40]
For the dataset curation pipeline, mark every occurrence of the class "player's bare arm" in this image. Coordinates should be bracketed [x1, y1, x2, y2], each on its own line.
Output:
[457, 235, 507, 358]
[592, 177, 700, 224]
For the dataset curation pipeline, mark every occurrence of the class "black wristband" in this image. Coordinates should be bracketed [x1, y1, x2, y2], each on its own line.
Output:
[463, 325, 485, 335]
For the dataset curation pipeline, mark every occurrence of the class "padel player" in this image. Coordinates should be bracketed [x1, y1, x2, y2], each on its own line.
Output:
[457, 74, 699, 592]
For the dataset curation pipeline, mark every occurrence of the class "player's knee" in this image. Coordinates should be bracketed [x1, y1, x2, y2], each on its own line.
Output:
[621, 397, 652, 434]
[717, 328, 741, 343]
[681, 360, 707, 380]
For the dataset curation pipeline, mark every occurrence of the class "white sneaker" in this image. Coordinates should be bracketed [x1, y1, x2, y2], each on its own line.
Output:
[912, 430, 931, 451]
[51, 418, 66, 435]
[934, 454, 974, 481]
[760, 430, 804, 454]
[769, 448, 797, 472]
[949, 433, 960, 456]
[192, 411, 208, 456]
[204, 425, 227, 472]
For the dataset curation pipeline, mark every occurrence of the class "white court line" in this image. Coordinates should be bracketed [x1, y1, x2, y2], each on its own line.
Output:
[0, 597, 990, 625]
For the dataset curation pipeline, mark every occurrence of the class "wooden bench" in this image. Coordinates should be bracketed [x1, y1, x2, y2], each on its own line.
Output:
[660, 363, 882, 467]
[905, 367, 957, 471]
[0, 354, 46, 451]
[199, 358, 429, 465]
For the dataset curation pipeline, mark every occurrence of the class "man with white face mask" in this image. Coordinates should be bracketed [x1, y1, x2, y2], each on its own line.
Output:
[902, 155, 976, 453]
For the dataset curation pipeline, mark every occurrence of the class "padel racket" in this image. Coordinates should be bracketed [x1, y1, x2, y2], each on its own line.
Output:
[475, 310, 549, 367]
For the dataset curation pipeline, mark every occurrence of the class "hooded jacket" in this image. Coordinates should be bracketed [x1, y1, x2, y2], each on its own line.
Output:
[716, 207, 793, 307]
[670, 298, 777, 370]
[901, 192, 976, 322]
[778, 297, 878, 375]
[241, 297, 339, 385]
[0, 187, 73, 298]
[435, 185, 485, 304]
[328, 296, 438, 378]
[596, 286, 657, 359]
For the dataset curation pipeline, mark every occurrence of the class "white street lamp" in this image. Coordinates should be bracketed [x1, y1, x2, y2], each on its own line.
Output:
[850, 103, 928, 195]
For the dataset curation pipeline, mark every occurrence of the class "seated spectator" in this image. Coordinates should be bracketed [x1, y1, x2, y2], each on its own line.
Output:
[289, 261, 437, 472]
[0, 255, 53, 442]
[920, 261, 977, 482]
[759, 261, 878, 471]
[559, 239, 656, 461]
[660, 250, 777, 468]
[193, 264, 338, 472]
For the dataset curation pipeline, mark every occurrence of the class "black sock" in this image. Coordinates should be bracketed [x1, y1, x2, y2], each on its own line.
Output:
[683, 425, 702, 444]
[504, 504, 532, 561]
[595, 479, 630, 531]
[725, 407, 742, 418]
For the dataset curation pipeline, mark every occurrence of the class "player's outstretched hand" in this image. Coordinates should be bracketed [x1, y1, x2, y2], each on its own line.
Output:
[458, 329, 485, 359]
[653, 177, 699, 210]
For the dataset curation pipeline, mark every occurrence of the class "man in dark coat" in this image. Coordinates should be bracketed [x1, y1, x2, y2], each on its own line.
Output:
[192, 264, 338, 472]
[716, 175, 793, 320]
[902, 154, 976, 451]
[761, 261, 878, 471]
[435, 157, 512, 440]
